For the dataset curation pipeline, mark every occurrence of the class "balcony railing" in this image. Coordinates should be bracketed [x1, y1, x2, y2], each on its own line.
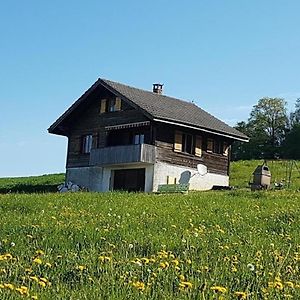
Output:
[89, 144, 156, 166]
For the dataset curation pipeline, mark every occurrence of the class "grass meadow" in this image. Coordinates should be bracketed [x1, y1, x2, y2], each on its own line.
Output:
[0, 160, 300, 299]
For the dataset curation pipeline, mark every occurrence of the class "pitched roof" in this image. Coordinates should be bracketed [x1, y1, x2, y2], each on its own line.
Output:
[49, 78, 248, 141]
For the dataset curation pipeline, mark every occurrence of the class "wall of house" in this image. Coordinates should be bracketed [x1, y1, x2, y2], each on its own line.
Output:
[66, 164, 154, 192]
[66, 166, 103, 191]
[154, 122, 231, 176]
[153, 161, 229, 191]
[65, 85, 149, 168]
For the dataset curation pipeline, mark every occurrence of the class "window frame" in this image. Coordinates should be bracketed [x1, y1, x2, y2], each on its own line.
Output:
[81, 134, 93, 154]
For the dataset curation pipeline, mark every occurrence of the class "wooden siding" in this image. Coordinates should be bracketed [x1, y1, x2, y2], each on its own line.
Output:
[66, 85, 149, 168]
[154, 123, 232, 175]
[90, 144, 156, 166]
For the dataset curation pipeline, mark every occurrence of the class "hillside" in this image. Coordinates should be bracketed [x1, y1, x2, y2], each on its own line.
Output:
[0, 160, 299, 193]
[0, 173, 65, 193]
[230, 160, 300, 189]
[0, 190, 299, 299]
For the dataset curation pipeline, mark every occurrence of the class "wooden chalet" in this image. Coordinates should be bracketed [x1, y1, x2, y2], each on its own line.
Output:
[48, 78, 248, 192]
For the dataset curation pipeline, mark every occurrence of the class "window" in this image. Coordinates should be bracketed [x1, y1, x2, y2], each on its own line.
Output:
[174, 131, 202, 156]
[82, 135, 93, 154]
[206, 138, 228, 155]
[206, 138, 214, 153]
[133, 133, 144, 145]
[182, 133, 193, 154]
[100, 97, 122, 113]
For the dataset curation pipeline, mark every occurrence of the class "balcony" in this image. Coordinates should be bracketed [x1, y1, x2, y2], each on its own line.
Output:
[89, 144, 156, 166]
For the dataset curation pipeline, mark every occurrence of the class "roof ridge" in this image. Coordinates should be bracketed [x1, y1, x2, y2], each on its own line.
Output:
[100, 78, 197, 106]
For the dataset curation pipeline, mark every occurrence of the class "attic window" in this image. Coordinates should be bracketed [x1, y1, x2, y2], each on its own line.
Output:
[100, 97, 122, 113]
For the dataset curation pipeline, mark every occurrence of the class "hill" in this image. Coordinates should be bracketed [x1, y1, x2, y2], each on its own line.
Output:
[0, 173, 65, 193]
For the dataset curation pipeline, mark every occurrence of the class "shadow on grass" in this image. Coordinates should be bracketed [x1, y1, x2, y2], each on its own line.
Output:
[0, 184, 59, 194]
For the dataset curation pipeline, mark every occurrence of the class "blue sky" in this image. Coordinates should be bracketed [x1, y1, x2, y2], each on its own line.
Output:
[1, 0, 299, 177]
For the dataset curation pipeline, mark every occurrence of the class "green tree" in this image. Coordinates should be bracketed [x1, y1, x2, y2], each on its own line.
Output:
[283, 124, 300, 159]
[290, 98, 300, 126]
[248, 97, 288, 157]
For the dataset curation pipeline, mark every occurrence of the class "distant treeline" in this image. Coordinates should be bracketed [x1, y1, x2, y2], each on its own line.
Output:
[232, 97, 300, 160]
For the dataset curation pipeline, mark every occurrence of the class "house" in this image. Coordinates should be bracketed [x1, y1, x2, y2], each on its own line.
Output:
[48, 78, 248, 192]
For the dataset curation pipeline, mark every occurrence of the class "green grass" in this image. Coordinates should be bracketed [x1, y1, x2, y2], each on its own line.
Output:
[0, 161, 300, 299]
[230, 160, 300, 189]
[0, 174, 65, 193]
[0, 191, 300, 299]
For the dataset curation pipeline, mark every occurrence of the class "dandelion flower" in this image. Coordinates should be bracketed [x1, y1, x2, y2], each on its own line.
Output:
[33, 257, 42, 264]
[234, 291, 248, 299]
[210, 286, 227, 293]
[247, 263, 255, 271]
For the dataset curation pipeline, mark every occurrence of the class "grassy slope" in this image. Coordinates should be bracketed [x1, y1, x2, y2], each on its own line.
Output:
[0, 191, 300, 299]
[230, 160, 300, 189]
[0, 174, 65, 193]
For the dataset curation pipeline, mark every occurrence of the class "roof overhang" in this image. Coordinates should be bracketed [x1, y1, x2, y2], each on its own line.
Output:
[153, 118, 249, 142]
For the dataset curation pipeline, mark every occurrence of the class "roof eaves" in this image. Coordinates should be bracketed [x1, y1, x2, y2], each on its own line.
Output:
[152, 117, 249, 142]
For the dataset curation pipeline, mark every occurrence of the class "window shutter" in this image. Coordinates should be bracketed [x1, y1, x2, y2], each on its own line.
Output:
[174, 131, 182, 152]
[115, 97, 121, 111]
[223, 142, 229, 156]
[100, 99, 107, 114]
[195, 135, 202, 157]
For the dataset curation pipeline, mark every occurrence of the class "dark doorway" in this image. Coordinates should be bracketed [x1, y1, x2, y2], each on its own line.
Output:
[113, 168, 145, 192]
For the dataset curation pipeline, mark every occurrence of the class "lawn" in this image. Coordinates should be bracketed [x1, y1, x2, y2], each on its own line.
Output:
[0, 190, 300, 299]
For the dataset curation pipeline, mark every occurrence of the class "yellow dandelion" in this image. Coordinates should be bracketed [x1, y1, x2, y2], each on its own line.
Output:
[33, 258, 42, 264]
[210, 286, 227, 293]
[172, 259, 180, 266]
[31, 295, 38, 300]
[159, 262, 169, 269]
[35, 250, 44, 256]
[179, 281, 193, 290]
[132, 281, 145, 292]
[4, 283, 15, 290]
[285, 281, 294, 288]
[77, 265, 86, 271]
[234, 291, 248, 299]
[0, 284, 4, 289]
[29, 276, 39, 283]
[38, 281, 46, 288]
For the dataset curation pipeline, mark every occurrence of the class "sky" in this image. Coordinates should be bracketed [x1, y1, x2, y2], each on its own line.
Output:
[1, 0, 300, 177]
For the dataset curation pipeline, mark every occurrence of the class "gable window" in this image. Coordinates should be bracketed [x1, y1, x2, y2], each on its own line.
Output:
[82, 135, 93, 154]
[100, 97, 122, 113]
[174, 131, 202, 156]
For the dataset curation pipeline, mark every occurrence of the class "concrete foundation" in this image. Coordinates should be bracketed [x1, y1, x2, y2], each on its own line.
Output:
[66, 161, 228, 192]
[153, 161, 229, 192]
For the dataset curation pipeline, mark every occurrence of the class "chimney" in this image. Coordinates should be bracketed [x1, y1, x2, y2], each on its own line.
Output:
[152, 83, 163, 94]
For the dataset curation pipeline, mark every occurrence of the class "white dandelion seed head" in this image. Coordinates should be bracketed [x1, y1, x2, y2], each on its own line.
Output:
[247, 263, 255, 271]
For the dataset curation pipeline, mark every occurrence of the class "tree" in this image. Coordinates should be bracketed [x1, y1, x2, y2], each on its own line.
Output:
[290, 98, 300, 127]
[248, 97, 288, 158]
[283, 124, 300, 159]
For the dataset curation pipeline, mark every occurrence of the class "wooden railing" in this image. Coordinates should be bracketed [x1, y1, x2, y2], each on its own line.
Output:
[89, 144, 156, 166]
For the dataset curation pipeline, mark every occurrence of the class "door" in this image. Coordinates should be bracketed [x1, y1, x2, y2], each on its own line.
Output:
[113, 168, 145, 192]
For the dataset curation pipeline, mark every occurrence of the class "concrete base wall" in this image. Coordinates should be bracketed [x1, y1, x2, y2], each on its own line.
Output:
[66, 162, 228, 192]
[66, 167, 103, 191]
[66, 164, 154, 192]
[153, 161, 229, 192]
